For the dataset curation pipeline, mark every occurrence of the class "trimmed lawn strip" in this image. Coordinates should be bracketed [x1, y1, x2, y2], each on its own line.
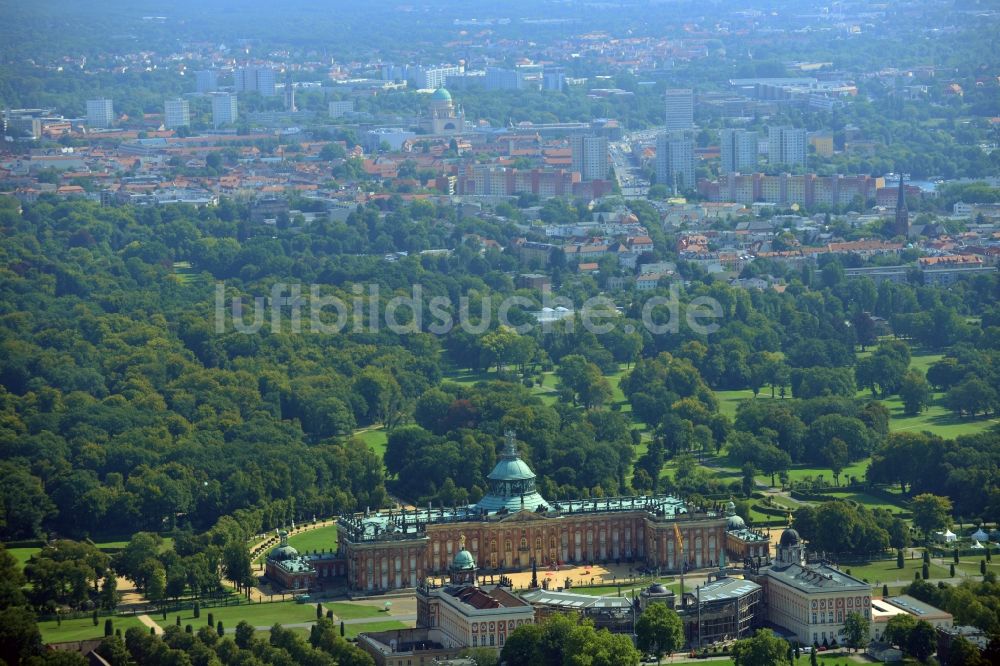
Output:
[162, 600, 327, 629]
[40, 615, 146, 643]
[344, 620, 410, 639]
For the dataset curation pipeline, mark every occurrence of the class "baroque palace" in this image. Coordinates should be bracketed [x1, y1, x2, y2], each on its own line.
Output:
[322, 432, 770, 593]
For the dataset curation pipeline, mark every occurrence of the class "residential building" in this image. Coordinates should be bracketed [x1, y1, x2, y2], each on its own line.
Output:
[411, 65, 463, 90]
[454, 165, 578, 198]
[665, 88, 694, 131]
[235, 66, 276, 96]
[484, 67, 525, 91]
[86, 99, 114, 128]
[283, 78, 296, 112]
[719, 129, 757, 174]
[703, 172, 882, 208]
[328, 100, 354, 118]
[656, 131, 695, 193]
[164, 98, 190, 129]
[769, 126, 807, 167]
[210, 92, 238, 128]
[809, 133, 834, 157]
[195, 69, 218, 93]
[543, 68, 566, 92]
[2, 111, 42, 140]
[918, 255, 994, 285]
[365, 128, 415, 151]
[570, 135, 609, 181]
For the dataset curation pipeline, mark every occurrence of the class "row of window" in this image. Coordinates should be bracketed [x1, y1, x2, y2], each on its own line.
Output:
[810, 609, 871, 625]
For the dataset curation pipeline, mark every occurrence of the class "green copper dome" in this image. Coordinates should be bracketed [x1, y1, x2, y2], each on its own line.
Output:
[453, 549, 475, 570]
[487, 457, 536, 482]
[431, 87, 452, 101]
[475, 431, 549, 513]
[269, 544, 299, 561]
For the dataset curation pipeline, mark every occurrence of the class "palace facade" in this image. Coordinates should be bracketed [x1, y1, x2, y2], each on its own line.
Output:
[336, 432, 763, 593]
[747, 528, 872, 646]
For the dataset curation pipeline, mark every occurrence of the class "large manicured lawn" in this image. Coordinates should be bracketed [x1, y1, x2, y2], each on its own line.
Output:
[878, 392, 996, 439]
[818, 491, 906, 514]
[39, 615, 146, 643]
[156, 599, 383, 630]
[355, 427, 388, 457]
[8, 546, 42, 570]
[6, 535, 172, 571]
[714, 350, 996, 441]
[751, 460, 872, 489]
[284, 524, 338, 555]
[716, 389, 760, 421]
[952, 558, 1000, 578]
[840, 556, 949, 586]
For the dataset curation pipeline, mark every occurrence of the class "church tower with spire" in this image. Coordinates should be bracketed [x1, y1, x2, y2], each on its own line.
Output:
[894, 173, 909, 238]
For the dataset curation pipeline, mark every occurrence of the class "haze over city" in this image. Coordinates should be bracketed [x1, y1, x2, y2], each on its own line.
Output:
[1, 2, 999, 665]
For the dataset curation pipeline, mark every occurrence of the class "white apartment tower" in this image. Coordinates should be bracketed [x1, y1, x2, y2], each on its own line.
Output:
[235, 67, 276, 96]
[570, 135, 610, 182]
[655, 131, 695, 194]
[719, 129, 758, 174]
[86, 99, 114, 128]
[164, 98, 190, 129]
[768, 126, 807, 167]
[664, 88, 694, 131]
[210, 93, 238, 128]
[411, 65, 462, 90]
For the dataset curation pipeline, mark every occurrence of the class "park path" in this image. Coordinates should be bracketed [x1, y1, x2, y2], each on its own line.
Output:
[137, 614, 163, 634]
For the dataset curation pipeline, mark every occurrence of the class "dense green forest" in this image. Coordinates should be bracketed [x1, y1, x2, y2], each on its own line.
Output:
[2, 193, 999, 551]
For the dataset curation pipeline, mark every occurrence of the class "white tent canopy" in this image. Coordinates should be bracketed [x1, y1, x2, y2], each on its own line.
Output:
[936, 529, 958, 543]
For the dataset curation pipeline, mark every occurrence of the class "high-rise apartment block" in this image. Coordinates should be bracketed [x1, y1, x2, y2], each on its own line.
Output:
[570, 135, 610, 182]
[164, 98, 190, 129]
[195, 70, 218, 93]
[655, 131, 695, 193]
[411, 66, 462, 90]
[210, 93, 238, 128]
[543, 68, 566, 92]
[86, 99, 114, 128]
[719, 129, 758, 174]
[235, 67, 276, 96]
[484, 67, 525, 91]
[664, 88, 694, 131]
[328, 100, 355, 118]
[768, 126, 807, 167]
